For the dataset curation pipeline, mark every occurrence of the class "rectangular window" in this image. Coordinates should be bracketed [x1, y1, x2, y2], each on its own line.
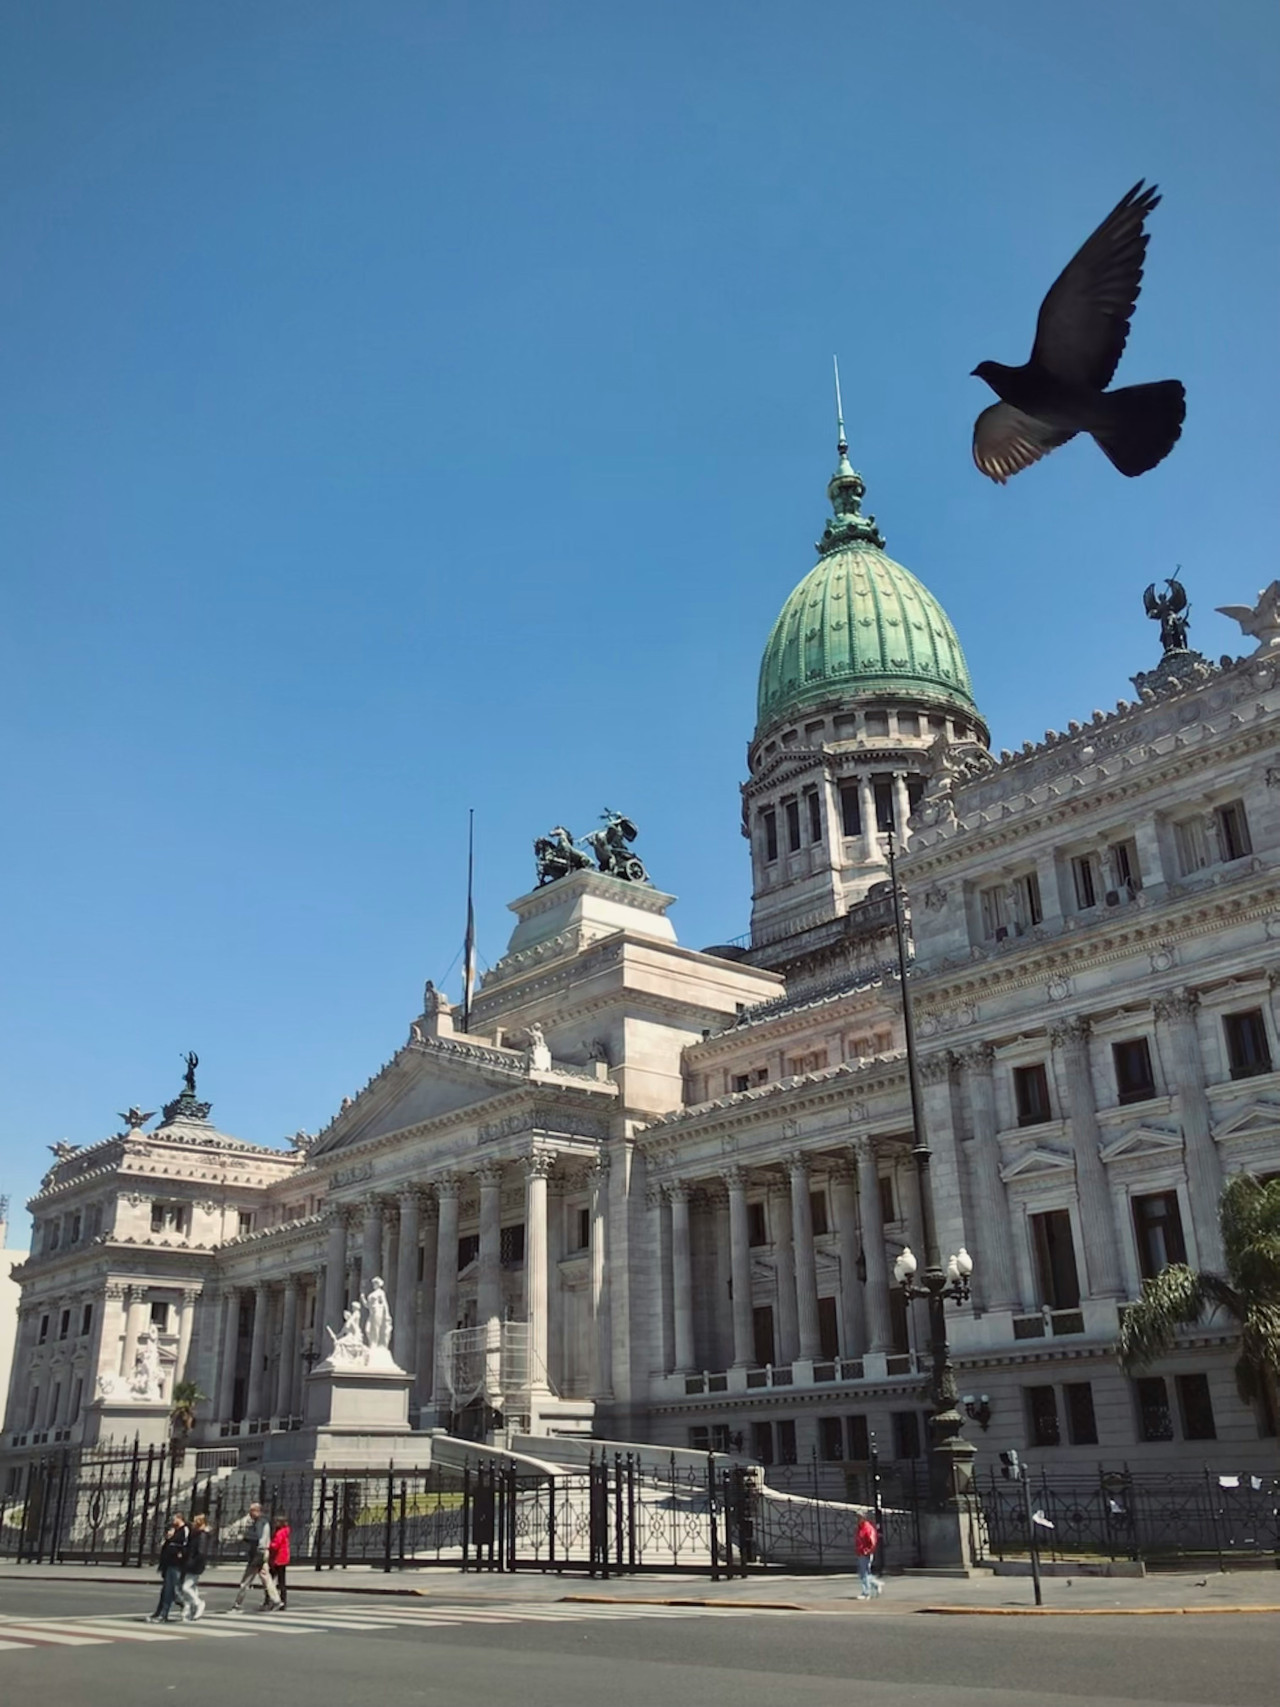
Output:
[1224, 1010, 1272, 1080]
[732, 1074, 750, 1092]
[1071, 854, 1100, 910]
[864, 709, 890, 736]
[807, 790, 823, 844]
[1015, 871, 1043, 927]
[500, 1223, 526, 1267]
[26, 1388, 40, 1429]
[747, 1202, 768, 1247]
[817, 1295, 840, 1361]
[872, 777, 895, 832]
[1026, 1385, 1060, 1447]
[1030, 1209, 1081, 1309]
[1215, 800, 1251, 862]
[237, 1212, 253, 1237]
[892, 1411, 922, 1459]
[38, 1314, 49, 1345]
[1174, 816, 1210, 875]
[776, 1419, 798, 1464]
[48, 1221, 60, 1252]
[70, 1212, 82, 1244]
[1132, 1191, 1187, 1279]
[69, 1377, 83, 1426]
[833, 713, 857, 738]
[1063, 1382, 1099, 1445]
[878, 1175, 896, 1225]
[1014, 1063, 1052, 1127]
[151, 1202, 165, 1233]
[80, 1303, 93, 1338]
[906, 776, 925, 813]
[847, 1415, 870, 1460]
[150, 1301, 170, 1332]
[785, 798, 802, 853]
[979, 884, 1008, 940]
[809, 1190, 829, 1236]
[888, 1288, 911, 1355]
[1136, 1375, 1174, 1442]
[457, 1233, 480, 1271]
[819, 1416, 844, 1460]
[750, 1421, 774, 1465]
[58, 1309, 71, 1341]
[839, 783, 862, 836]
[1113, 1037, 1156, 1104]
[1176, 1373, 1216, 1440]
[574, 1205, 590, 1250]
[1109, 837, 1142, 894]
[762, 809, 778, 863]
[897, 712, 920, 736]
[752, 1305, 776, 1367]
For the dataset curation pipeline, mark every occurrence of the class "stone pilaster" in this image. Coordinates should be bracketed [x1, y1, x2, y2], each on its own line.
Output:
[275, 1280, 300, 1416]
[245, 1283, 270, 1418]
[1154, 990, 1224, 1272]
[476, 1162, 504, 1332]
[787, 1154, 823, 1360]
[855, 1139, 894, 1353]
[1050, 1017, 1124, 1298]
[829, 1160, 865, 1357]
[216, 1288, 241, 1421]
[771, 1175, 800, 1364]
[958, 1043, 1020, 1310]
[668, 1183, 694, 1374]
[525, 1153, 553, 1390]
[415, 1193, 439, 1410]
[918, 1051, 970, 1272]
[322, 1209, 350, 1344]
[431, 1175, 460, 1407]
[724, 1166, 755, 1367]
[393, 1188, 421, 1371]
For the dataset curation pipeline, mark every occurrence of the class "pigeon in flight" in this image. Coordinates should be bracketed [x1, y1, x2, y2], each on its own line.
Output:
[971, 181, 1185, 483]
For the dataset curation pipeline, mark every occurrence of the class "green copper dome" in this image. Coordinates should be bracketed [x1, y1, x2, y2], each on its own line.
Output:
[755, 439, 979, 738]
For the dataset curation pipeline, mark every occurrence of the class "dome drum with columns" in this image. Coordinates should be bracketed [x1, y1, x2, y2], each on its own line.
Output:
[742, 417, 989, 967]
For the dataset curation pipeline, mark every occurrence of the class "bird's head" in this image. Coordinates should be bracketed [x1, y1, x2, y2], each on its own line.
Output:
[970, 361, 1002, 388]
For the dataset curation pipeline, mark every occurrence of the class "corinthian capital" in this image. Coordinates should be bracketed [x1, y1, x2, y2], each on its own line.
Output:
[957, 1042, 996, 1075]
[1048, 1016, 1091, 1050]
[1153, 989, 1200, 1025]
[918, 1051, 956, 1086]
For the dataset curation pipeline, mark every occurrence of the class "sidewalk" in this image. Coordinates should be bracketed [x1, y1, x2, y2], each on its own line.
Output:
[1, 1560, 1278, 1615]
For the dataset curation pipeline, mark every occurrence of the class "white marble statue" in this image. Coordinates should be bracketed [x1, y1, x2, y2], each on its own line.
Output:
[1218, 581, 1280, 656]
[324, 1301, 368, 1365]
[525, 1023, 552, 1072]
[94, 1326, 166, 1403]
[363, 1277, 392, 1351]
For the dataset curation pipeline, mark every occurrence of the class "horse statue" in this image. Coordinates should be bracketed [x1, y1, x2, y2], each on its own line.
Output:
[534, 825, 593, 886]
[583, 809, 651, 885]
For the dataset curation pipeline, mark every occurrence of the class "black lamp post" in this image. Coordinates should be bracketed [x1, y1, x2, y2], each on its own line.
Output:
[885, 833, 977, 1510]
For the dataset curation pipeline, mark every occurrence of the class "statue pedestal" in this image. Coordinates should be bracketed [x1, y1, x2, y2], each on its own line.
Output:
[82, 1399, 170, 1451]
[304, 1357, 413, 1433]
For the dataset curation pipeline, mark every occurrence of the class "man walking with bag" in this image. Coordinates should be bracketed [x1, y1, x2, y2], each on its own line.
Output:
[226, 1502, 280, 1613]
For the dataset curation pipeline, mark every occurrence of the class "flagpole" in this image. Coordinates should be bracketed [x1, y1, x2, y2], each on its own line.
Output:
[462, 808, 476, 1033]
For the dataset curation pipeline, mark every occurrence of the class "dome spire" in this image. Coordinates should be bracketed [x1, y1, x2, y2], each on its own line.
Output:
[818, 357, 885, 555]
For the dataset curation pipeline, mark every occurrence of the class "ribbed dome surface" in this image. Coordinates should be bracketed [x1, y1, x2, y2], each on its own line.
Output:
[756, 541, 978, 735]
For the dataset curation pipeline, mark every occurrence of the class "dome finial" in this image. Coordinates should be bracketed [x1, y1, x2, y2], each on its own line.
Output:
[819, 358, 884, 554]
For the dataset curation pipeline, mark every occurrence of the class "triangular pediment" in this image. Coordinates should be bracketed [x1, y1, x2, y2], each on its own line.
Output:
[310, 1035, 531, 1158]
[1001, 1144, 1074, 1182]
[1212, 1098, 1280, 1142]
[1099, 1124, 1183, 1165]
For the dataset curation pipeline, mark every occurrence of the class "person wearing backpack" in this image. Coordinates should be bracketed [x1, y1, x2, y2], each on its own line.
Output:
[266, 1512, 291, 1611]
[855, 1513, 882, 1599]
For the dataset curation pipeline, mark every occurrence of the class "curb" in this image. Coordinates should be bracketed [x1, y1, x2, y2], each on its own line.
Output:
[0, 1572, 429, 1598]
[918, 1605, 1280, 1617]
[562, 1595, 813, 1611]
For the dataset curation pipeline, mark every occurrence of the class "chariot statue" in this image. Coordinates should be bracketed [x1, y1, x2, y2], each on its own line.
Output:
[583, 809, 651, 885]
[534, 825, 592, 886]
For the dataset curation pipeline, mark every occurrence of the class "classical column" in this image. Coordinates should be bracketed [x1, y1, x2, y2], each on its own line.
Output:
[476, 1163, 504, 1332]
[1154, 991, 1225, 1272]
[216, 1288, 241, 1420]
[393, 1188, 421, 1371]
[892, 774, 913, 841]
[960, 1044, 1020, 1310]
[724, 1167, 755, 1367]
[120, 1286, 148, 1377]
[669, 1183, 695, 1373]
[1051, 1018, 1124, 1298]
[275, 1280, 300, 1417]
[3, 1310, 33, 1432]
[322, 1210, 349, 1341]
[525, 1154, 552, 1388]
[588, 1158, 612, 1397]
[788, 1155, 823, 1360]
[245, 1284, 270, 1418]
[415, 1195, 439, 1409]
[830, 1160, 865, 1358]
[918, 1051, 970, 1272]
[431, 1175, 460, 1407]
[649, 1186, 673, 1376]
[858, 774, 877, 858]
[383, 1210, 399, 1308]
[856, 1140, 894, 1353]
[360, 1197, 383, 1292]
[174, 1287, 199, 1385]
[771, 1177, 800, 1364]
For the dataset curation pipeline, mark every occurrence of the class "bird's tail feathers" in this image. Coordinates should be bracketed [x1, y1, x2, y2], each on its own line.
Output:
[1092, 380, 1186, 477]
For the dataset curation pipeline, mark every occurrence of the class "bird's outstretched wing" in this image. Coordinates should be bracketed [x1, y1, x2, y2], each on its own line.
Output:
[1030, 180, 1161, 391]
[1216, 604, 1259, 633]
[972, 403, 1075, 483]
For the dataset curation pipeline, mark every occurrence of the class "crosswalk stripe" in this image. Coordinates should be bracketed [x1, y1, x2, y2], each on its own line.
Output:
[0, 1627, 110, 1646]
[0, 1640, 40, 1650]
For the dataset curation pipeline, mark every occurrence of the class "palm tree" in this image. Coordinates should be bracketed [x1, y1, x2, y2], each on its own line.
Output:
[168, 1380, 206, 1465]
[1118, 1172, 1280, 1440]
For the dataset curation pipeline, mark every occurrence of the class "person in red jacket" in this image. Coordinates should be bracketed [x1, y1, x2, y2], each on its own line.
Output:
[855, 1514, 882, 1599]
[267, 1513, 291, 1611]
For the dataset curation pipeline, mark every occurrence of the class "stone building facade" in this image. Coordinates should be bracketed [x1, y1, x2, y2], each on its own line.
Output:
[5, 433, 1278, 1490]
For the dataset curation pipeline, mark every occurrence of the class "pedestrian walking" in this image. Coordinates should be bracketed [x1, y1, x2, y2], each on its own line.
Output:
[227, 1501, 281, 1613]
[149, 1513, 189, 1623]
[177, 1513, 211, 1620]
[855, 1513, 883, 1599]
[267, 1512, 291, 1610]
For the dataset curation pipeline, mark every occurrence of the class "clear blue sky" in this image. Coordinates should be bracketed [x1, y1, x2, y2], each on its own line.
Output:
[1, 2, 1276, 1221]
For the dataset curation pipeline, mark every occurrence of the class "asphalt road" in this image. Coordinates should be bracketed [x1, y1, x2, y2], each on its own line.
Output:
[0, 1579, 1275, 1706]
